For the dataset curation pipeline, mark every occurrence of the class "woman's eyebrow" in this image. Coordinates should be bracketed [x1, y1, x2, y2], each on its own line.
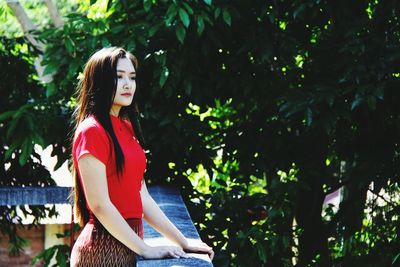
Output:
[117, 69, 136, 74]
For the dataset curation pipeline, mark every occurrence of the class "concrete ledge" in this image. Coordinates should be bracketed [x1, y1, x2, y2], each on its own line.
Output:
[0, 186, 213, 266]
[0, 186, 71, 206]
[138, 186, 213, 267]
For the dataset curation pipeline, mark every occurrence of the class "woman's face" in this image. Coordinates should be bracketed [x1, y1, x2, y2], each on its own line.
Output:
[112, 57, 136, 109]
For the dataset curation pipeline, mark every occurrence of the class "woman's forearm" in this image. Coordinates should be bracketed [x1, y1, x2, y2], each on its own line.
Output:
[91, 201, 150, 255]
[141, 194, 189, 248]
[77, 155, 189, 260]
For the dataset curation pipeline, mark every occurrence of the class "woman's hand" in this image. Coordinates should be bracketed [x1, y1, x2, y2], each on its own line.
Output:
[182, 241, 214, 260]
[141, 245, 189, 259]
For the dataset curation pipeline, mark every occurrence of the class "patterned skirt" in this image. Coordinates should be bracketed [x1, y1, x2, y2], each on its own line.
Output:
[70, 217, 144, 267]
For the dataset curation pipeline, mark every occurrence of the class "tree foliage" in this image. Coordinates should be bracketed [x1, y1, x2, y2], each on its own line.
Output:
[1, 0, 399, 266]
[0, 37, 57, 257]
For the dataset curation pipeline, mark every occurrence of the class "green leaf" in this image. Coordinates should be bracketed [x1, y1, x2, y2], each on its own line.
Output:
[44, 246, 55, 262]
[257, 243, 267, 263]
[26, 114, 35, 132]
[101, 37, 111, 47]
[159, 66, 169, 87]
[223, 9, 231, 26]
[214, 7, 221, 19]
[55, 249, 67, 267]
[165, 4, 178, 25]
[154, 52, 166, 65]
[89, 37, 97, 50]
[0, 110, 14, 122]
[182, 2, 194, 15]
[39, 29, 54, 39]
[64, 37, 75, 56]
[293, 4, 305, 19]
[43, 62, 57, 76]
[305, 107, 313, 126]
[55, 233, 64, 238]
[148, 23, 161, 37]
[31, 251, 43, 265]
[197, 16, 205, 35]
[5, 140, 19, 160]
[32, 133, 44, 147]
[127, 40, 136, 51]
[143, 0, 151, 12]
[393, 253, 400, 265]
[19, 138, 32, 166]
[46, 83, 57, 98]
[110, 25, 125, 34]
[13, 103, 32, 119]
[67, 58, 81, 79]
[351, 94, 362, 110]
[175, 24, 186, 44]
[179, 8, 190, 28]
[202, 11, 214, 26]
[6, 116, 20, 140]
[204, 0, 212, 5]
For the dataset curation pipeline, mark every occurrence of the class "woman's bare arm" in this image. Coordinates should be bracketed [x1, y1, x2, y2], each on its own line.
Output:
[140, 180, 214, 259]
[140, 180, 188, 247]
[78, 154, 188, 259]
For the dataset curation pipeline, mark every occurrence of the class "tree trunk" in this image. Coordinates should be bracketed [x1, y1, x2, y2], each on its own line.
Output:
[6, 0, 44, 50]
[337, 170, 370, 264]
[43, 0, 64, 28]
[295, 168, 329, 266]
[295, 128, 330, 266]
[6, 0, 64, 83]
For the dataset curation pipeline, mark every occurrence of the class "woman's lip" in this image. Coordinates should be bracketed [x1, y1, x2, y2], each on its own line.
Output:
[121, 93, 132, 96]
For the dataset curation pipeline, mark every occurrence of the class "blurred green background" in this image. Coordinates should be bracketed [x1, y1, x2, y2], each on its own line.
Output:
[1, 0, 400, 266]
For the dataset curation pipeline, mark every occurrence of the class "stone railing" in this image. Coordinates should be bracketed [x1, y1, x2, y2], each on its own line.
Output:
[0, 186, 213, 267]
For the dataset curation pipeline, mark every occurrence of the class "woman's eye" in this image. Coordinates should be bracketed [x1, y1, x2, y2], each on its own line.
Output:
[117, 75, 135, 80]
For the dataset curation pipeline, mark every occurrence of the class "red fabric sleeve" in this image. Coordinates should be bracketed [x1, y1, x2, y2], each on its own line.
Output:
[74, 124, 110, 165]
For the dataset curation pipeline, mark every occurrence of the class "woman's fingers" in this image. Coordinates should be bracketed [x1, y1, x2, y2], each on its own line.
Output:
[175, 248, 189, 258]
[197, 246, 214, 260]
[208, 248, 214, 260]
[166, 246, 189, 259]
[167, 249, 179, 258]
[183, 243, 214, 260]
[199, 246, 214, 260]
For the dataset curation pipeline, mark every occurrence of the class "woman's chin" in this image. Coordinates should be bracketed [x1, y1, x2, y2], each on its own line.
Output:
[115, 101, 133, 107]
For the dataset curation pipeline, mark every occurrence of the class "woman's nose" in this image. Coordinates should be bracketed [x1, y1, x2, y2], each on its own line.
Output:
[123, 77, 132, 89]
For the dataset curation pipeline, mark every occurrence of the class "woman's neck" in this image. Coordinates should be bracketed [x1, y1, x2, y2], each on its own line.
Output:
[110, 105, 121, 117]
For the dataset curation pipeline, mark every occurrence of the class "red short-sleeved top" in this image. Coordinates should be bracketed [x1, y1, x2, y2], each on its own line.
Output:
[72, 114, 147, 219]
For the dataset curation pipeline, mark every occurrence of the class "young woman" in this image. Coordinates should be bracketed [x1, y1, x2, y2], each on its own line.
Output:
[70, 47, 214, 266]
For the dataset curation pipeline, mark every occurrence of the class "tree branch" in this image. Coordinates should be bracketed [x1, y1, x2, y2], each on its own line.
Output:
[43, 0, 64, 28]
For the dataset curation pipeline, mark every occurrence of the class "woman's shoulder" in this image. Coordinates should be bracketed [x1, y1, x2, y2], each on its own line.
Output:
[75, 115, 107, 139]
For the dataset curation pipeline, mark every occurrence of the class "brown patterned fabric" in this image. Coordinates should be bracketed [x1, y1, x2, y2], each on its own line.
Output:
[70, 217, 144, 267]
